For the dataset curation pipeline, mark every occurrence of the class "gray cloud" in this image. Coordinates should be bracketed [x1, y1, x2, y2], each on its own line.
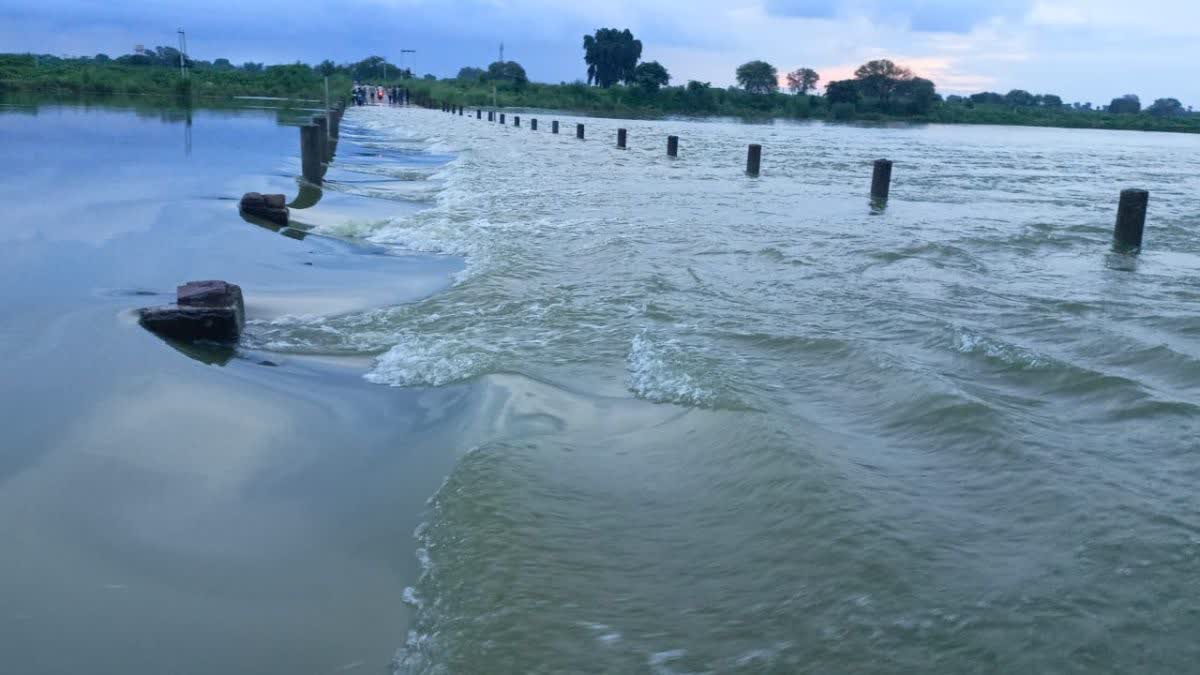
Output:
[766, 0, 1031, 33]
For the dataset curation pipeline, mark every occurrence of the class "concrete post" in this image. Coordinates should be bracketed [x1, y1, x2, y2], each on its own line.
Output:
[552, 121, 559, 134]
[459, 106, 463, 116]
[667, 135, 678, 157]
[871, 159, 893, 203]
[312, 115, 329, 161]
[300, 125, 322, 184]
[746, 144, 762, 177]
[617, 128, 627, 148]
[477, 109, 482, 119]
[500, 113, 506, 124]
[488, 110, 494, 122]
[514, 116, 520, 127]
[531, 119, 538, 131]
[1114, 189, 1149, 252]
[576, 123, 585, 140]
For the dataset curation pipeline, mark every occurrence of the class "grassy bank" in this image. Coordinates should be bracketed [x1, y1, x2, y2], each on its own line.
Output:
[0, 55, 350, 101]
[6, 52, 1199, 134]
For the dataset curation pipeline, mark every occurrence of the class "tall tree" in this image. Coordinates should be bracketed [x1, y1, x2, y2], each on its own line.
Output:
[486, 60, 528, 86]
[457, 66, 486, 81]
[824, 79, 860, 105]
[1147, 97, 1184, 117]
[736, 60, 778, 94]
[1109, 94, 1141, 114]
[853, 59, 912, 103]
[349, 56, 389, 81]
[1004, 89, 1035, 107]
[632, 61, 670, 93]
[786, 67, 820, 94]
[582, 28, 642, 88]
[895, 77, 939, 114]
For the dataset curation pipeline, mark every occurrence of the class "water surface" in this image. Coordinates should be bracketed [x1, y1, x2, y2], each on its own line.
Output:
[4, 99, 1200, 675]
[299, 108, 1200, 674]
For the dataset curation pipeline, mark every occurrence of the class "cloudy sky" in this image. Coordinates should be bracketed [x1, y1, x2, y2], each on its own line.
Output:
[2, 0, 1196, 106]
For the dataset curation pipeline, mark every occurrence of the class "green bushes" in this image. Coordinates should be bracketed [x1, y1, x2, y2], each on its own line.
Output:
[0, 55, 349, 100]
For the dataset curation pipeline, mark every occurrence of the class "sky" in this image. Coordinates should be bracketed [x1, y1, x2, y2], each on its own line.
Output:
[1, 0, 1197, 106]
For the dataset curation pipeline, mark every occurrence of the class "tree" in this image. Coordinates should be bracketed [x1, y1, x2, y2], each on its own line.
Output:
[969, 91, 1005, 105]
[94, 53, 110, 62]
[853, 59, 913, 104]
[1109, 94, 1141, 114]
[786, 67, 820, 95]
[242, 62, 264, 72]
[895, 77, 939, 114]
[1147, 97, 1185, 117]
[824, 79, 860, 105]
[486, 60, 528, 86]
[422, 73, 437, 81]
[154, 46, 182, 67]
[1041, 94, 1064, 108]
[213, 58, 233, 70]
[1004, 89, 1035, 107]
[349, 56, 389, 81]
[317, 60, 337, 77]
[736, 60, 778, 94]
[582, 28, 642, 88]
[457, 66, 486, 81]
[632, 61, 670, 93]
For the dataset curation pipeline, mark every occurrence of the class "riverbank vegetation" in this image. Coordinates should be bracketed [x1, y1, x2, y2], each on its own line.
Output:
[5, 35, 1199, 134]
[0, 51, 351, 100]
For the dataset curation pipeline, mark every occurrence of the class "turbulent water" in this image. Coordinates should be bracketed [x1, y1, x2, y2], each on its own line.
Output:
[250, 107, 1200, 673]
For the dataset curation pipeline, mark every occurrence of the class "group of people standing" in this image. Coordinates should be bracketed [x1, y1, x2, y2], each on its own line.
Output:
[352, 84, 410, 106]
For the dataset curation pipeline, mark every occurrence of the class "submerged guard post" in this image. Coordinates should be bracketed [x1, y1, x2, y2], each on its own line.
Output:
[1113, 188, 1150, 252]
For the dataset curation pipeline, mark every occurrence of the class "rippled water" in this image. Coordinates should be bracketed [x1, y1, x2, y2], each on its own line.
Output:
[254, 107, 1200, 673]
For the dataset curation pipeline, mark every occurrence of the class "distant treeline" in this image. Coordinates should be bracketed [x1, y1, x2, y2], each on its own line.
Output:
[0, 50, 352, 100]
[4, 40, 1199, 134]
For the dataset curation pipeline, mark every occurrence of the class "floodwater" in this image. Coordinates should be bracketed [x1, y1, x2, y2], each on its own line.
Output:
[5, 98, 1200, 675]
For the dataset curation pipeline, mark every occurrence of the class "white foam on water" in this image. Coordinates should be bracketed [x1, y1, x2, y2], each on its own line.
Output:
[401, 586, 422, 608]
[626, 331, 715, 407]
[365, 333, 490, 387]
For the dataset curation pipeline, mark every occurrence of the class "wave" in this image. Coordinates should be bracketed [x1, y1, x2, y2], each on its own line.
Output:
[950, 326, 1054, 370]
[365, 333, 491, 387]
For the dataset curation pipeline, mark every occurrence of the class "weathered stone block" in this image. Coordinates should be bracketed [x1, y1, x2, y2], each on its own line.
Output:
[239, 192, 289, 227]
[138, 280, 245, 343]
[139, 306, 242, 343]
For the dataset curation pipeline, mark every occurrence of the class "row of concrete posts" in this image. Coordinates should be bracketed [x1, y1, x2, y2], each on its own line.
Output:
[429, 101, 1151, 254]
[299, 98, 347, 185]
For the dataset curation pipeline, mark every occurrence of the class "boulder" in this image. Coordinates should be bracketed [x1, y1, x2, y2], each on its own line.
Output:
[239, 191, 288, 227]
[138, 280, 245, 343]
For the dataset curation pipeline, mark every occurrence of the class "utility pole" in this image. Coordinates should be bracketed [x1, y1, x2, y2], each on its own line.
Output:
[399, 49, 416, 79]
[176, 29, 188, 80]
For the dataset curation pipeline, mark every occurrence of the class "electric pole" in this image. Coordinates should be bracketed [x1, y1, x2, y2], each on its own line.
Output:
[399, 49, 416, 79]
[177, 29, 189, 80]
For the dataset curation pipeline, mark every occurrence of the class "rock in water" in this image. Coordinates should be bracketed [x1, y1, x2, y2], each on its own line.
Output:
[239, 191, 289, 226]
[138, 280, 245, 343]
